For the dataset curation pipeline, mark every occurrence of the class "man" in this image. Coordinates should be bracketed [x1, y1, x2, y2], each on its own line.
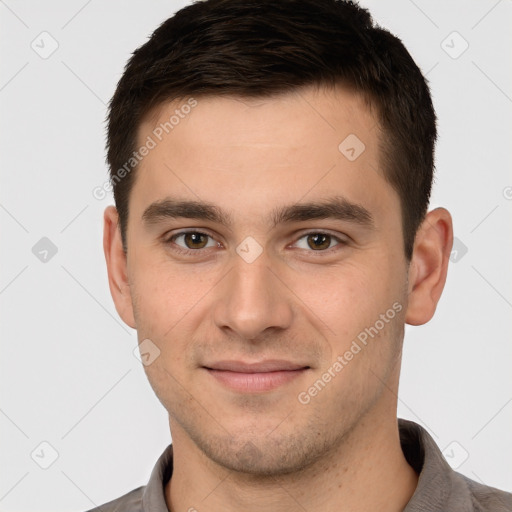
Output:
[93, 0, 512, 510]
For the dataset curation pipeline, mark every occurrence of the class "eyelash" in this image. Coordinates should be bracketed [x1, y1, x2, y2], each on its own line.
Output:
[164, 230, 347, 256]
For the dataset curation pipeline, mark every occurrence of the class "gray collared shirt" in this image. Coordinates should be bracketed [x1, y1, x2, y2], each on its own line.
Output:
[87, 419, 512, 511]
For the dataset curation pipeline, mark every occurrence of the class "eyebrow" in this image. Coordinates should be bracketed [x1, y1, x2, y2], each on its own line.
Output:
[142, 196, 374, 229]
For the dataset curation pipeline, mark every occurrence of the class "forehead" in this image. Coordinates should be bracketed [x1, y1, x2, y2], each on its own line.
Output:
[142, 85, 376, 155]
[132, 85, 395, 226]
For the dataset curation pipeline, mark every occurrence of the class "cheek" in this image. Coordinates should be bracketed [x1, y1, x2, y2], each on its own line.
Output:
[289, 257, 406, 354]
[130, 252, 218, 333]
[131, 264, 196, 397]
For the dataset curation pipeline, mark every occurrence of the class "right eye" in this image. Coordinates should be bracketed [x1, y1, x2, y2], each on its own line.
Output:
[165, 230, 221, 254]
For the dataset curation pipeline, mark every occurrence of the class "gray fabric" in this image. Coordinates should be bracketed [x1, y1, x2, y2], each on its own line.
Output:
[86, 419, 512, 512]
[398, 419, 512, 511]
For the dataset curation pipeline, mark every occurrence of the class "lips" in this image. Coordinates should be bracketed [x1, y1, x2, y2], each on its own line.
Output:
[203, 360, 310, 392]
[204, 359, 309, 373]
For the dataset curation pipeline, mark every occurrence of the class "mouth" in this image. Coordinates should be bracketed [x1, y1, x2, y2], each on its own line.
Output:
[203, 360, 310, 393]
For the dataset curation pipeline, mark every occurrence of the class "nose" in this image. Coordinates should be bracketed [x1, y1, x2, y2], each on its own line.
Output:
[212, 251, 294, 341]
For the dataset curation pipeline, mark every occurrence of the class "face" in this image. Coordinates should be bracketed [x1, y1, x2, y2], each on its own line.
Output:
[111, 86, 413, 475]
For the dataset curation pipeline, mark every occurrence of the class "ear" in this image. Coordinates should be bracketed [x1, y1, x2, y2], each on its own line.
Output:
[405, 207, 453, 326]
[103, 205, 136, 329]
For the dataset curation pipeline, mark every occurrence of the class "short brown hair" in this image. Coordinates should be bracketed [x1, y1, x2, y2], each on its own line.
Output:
[106, 0, 436, 259]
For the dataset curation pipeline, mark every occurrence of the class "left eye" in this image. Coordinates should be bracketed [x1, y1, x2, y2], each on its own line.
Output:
[294, 233, 342, 251]
[171, 232, 218, 250]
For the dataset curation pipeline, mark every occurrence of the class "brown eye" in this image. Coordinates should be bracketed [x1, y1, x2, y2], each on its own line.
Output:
[293, 232, 343, 252]
[169, 231, 217, 251]
[306, 233, 332, 250]
[183, 232, 209, 249]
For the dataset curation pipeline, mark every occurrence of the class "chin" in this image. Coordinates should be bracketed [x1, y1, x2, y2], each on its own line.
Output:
[191, 428, 331, 477]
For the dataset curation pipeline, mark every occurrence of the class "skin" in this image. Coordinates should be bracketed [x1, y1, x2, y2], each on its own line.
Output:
[103, 85, 453, 512]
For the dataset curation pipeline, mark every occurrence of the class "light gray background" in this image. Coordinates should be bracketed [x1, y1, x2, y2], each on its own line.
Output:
[1, 1, 511, 511]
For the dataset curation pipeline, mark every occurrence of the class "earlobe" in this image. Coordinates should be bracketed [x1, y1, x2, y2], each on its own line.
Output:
[103, 205, 136, 329]
[405, 208, 453, 326]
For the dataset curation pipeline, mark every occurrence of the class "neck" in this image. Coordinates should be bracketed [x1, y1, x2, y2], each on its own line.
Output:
[165, 410, 418, 512]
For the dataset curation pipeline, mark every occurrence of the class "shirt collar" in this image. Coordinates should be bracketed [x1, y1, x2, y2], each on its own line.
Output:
[141, 443, 174, 512]
[399, 418, 474, 511]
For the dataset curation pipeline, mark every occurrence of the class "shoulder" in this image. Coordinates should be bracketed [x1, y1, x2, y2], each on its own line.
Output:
[84, 485, 145, 512]
[398, 419, 512, 512]
[83, 444, 173, 512]
[459, 473, 512, 512]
